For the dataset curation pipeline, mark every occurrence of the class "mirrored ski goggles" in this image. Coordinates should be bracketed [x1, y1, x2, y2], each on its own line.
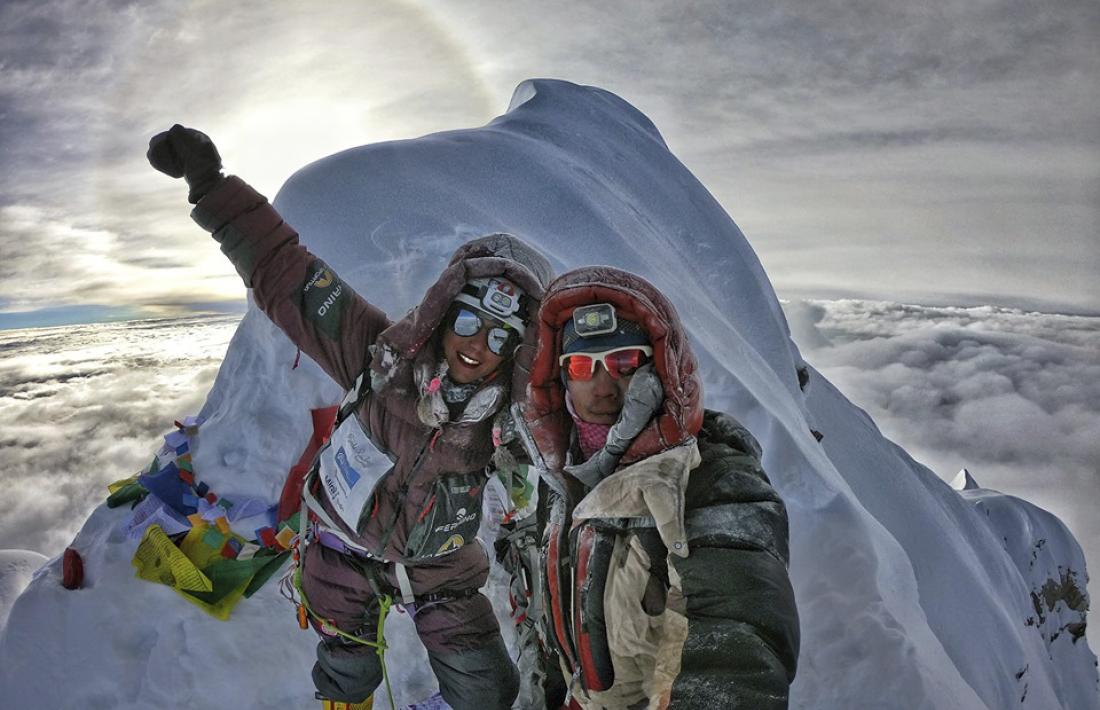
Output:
[449, 307, 517, 355]
[559, 346, 653, 381]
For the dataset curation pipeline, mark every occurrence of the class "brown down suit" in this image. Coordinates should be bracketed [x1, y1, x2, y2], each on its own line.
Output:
[190, 175, 552, 706]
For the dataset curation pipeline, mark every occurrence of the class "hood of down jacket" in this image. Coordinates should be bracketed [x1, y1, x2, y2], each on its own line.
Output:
[523, 265, 703, 478]
[367, 233, 553, 414]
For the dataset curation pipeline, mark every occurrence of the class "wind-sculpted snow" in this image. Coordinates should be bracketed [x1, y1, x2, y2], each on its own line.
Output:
[0, 550, 46, 630]
[0, 79, 1095, 708]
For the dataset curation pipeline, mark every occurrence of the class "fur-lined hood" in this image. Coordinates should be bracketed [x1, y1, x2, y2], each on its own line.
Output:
[523, 266, 703, 472]
[368, 234, 553, 413]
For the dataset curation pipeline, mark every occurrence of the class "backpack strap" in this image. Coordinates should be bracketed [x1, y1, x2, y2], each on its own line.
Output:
[299, 370, 382, 558]
[336, 370, 372, 428]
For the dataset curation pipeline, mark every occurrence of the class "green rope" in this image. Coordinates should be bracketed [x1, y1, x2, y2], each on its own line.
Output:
[375, 595, 395, 707]
[294, 560, 396, 709]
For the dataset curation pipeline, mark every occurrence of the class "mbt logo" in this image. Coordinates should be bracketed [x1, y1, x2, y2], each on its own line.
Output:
[324, 473, 339, 499]
[435, 534, 464, 556]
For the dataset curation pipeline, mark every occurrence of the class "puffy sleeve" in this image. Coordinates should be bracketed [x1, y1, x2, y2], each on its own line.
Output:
[191, 176, 391, 390]
[669, 410, 799, 709]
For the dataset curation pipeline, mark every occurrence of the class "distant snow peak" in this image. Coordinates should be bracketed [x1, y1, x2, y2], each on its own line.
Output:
[952, 467, 980, 490]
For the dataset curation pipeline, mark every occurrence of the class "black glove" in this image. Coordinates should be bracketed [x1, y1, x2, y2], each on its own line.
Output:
[147, 124, 224, 204]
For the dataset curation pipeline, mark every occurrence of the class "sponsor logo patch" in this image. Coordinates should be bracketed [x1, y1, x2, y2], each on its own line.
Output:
[301, 259, 345, 340]
[433, 508, 478, 534]
[435, 534, 464, 556]
[334, 446, 360, 487]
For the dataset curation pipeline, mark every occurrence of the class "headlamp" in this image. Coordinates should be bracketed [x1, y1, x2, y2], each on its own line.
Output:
[453, 277, 528, 336]
[572, 303, 617, 337]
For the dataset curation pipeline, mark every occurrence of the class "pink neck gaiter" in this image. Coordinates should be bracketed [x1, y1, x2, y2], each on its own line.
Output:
[574, 418, 613, 461]
[566, 390, 612, 461]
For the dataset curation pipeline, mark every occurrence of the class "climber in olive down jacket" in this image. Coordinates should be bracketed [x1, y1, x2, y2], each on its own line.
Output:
[147, 125, 553, 710]
[517, 266, 799, 709]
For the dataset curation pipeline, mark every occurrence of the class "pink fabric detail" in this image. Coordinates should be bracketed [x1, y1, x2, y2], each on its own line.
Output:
[565, 390, 612, 460]
[574, 418, 612, 461]
[427, 376, 442, 393]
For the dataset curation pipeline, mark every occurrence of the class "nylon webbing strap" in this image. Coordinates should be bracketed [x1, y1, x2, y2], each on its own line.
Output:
[301, 482, 377, 558]
[394, 563, 415, 606]
[299, 485, 310, 545]
[337, 371, 369, 427]
[298, 368, 379, 559]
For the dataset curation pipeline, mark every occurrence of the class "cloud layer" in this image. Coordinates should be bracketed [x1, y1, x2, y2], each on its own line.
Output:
[785, 299, 1100, 597]
[421, 0, 1100, 310]
[0, 0, 495, 322]
[0, 315, 238, 554]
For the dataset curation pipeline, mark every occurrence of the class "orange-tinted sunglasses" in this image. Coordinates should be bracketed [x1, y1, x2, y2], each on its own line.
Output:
[558, 346, 653, 381]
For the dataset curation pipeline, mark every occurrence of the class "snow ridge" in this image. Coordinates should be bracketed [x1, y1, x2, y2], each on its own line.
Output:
[0, 79, 1095, 709]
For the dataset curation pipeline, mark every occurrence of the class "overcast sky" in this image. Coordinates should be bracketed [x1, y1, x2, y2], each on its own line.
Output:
[1, 0, 1098, 328]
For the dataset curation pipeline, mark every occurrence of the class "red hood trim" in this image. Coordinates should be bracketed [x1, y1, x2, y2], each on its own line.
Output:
[524, 267, 703, 473]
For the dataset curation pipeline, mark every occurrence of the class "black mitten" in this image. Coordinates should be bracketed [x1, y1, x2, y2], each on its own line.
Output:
[147, 124, 224, 204]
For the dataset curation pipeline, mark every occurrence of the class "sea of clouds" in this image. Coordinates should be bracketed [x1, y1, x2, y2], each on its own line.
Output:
[0, 315, 239, 555]
[785, 299, 1100, 599]
[2, 303, 1097, 602]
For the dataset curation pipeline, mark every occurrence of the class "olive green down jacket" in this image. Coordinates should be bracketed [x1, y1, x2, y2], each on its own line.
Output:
[671, 409, 800, 708]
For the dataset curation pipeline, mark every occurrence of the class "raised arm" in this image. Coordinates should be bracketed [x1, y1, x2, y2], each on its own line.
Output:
[148, 125, 391, 389]
[670, 410, 800, 709]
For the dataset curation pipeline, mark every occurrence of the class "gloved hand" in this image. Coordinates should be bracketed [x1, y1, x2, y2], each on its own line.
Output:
[147, 124, 224, 204]
[565, 362, 664, 488]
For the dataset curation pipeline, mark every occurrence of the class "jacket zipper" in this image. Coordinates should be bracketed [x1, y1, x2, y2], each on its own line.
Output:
[377, 425, 440, 556]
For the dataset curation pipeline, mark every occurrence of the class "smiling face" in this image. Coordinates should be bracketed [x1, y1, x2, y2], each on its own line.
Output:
[442, 314, 507, 384]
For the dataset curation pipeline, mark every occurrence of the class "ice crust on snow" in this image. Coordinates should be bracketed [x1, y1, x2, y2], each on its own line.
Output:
[0, 549, 47, 630]
[0, 79, 1096, 708]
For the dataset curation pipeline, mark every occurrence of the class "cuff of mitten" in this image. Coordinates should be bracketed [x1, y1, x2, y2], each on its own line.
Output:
[189, 175, 263, 234]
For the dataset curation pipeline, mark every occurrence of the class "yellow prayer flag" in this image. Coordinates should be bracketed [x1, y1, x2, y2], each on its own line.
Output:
[107, 475, 139, 495]
[132, 524, 212, 593]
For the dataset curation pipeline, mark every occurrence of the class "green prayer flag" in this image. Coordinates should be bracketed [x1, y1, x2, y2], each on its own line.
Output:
[107, 481, 148, 509]
[242, 551, 291, 598]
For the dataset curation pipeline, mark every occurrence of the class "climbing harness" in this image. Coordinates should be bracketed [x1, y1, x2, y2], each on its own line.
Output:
[281, 546, 396, 710]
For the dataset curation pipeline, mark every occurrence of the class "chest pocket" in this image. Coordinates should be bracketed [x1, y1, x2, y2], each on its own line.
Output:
[405, 471, 485, 560]
[317, 381, 393, 533]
